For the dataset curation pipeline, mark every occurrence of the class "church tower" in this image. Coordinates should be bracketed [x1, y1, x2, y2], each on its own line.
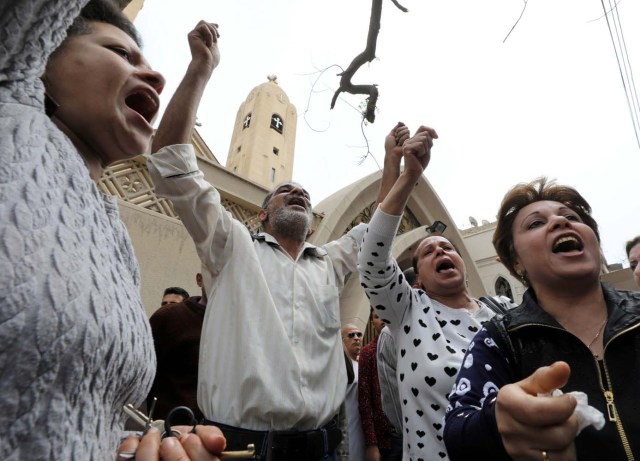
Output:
[226, 75, 297, 188]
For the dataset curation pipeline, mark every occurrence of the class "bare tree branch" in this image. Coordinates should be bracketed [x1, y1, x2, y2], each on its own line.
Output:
[390, 0, 409, 13]
[331, 0, 408, 123]
[503, 0, 528, 43]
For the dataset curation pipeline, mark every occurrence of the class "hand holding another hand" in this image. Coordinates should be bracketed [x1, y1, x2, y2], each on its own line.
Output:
[401, 125, 438, 177]
[384, 121, 410, 164]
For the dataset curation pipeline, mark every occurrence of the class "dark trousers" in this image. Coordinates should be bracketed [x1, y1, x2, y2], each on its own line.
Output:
[380, 432, 403, 461]
[203, 419, 342, 461]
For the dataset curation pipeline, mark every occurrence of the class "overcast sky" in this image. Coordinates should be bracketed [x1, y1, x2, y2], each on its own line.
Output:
[135, 0, 640, 267]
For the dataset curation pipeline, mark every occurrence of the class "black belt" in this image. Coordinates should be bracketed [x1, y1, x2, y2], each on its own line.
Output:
[202, 419, 342, 461]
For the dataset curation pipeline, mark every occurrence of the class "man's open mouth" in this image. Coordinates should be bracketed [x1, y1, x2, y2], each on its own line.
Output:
[287, 197, 307, 209]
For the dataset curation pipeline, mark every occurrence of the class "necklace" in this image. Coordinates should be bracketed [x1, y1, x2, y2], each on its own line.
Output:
[587, 317, 607, 358]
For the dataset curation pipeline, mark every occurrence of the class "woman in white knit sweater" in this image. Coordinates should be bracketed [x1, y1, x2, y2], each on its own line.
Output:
[0, 1, 223, 459]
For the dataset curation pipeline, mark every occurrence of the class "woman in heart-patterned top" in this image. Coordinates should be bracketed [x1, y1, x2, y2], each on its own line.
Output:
[357, 125, 513, 461]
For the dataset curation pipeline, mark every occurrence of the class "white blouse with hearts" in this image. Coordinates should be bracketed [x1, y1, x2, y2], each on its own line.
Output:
[358, 208, 496, 461]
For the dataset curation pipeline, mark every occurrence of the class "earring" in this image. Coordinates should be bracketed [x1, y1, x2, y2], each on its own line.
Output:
[516, 269, 527, 284]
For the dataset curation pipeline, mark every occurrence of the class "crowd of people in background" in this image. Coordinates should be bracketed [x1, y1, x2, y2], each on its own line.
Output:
[2, 0, 640, 460]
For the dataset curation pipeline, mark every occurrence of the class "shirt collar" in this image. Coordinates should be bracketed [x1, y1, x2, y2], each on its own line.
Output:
[253, 232, 327, 257]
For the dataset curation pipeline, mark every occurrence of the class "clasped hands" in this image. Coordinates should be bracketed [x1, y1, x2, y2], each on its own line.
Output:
[385, 122, 439, 178]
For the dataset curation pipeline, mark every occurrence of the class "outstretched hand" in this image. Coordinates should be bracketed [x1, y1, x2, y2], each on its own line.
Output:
[401, 125, 438, 178]
[187, 21, 221, 76]
[496, 361, 579, 461]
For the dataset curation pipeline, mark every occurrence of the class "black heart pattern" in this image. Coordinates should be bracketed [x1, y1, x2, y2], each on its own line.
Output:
[444, 367, 458, 377]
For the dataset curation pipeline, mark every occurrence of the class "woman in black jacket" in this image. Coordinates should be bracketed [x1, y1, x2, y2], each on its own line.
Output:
[444, 177, 640, 461]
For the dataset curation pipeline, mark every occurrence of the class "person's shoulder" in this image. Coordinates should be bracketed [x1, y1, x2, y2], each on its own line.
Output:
[150, 301, 188, 321]
[605, 285, 640, 312]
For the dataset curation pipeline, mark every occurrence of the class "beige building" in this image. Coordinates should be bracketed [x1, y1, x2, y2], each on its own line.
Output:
[461, 222, 526, 303]
[226, 76, 297, 189]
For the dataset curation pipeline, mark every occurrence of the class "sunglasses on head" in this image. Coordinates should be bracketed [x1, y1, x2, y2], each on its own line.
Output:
[347, 332, 363, 339]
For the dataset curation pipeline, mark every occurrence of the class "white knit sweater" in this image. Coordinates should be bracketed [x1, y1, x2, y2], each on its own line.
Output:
[0, 1, 155, 459]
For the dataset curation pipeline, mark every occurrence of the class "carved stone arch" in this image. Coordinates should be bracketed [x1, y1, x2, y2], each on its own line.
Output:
[310, 169, 485, 331]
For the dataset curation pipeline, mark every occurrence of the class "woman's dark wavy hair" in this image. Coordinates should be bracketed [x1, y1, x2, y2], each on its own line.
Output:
[66, 0, 141, 47]
[493, 177, 600, 283]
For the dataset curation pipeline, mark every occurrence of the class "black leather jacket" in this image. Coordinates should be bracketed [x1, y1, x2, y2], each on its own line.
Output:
[491, 283, 640, 460]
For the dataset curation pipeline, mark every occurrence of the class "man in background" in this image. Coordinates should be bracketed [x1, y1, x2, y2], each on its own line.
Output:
[343, 324, 365, 460]
[148, 274, 207, 421]
[160, 286, 190, 307]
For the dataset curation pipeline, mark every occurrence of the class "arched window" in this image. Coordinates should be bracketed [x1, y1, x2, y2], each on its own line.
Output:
[270, 113, 283, 133]
[495, 276, 514, 302]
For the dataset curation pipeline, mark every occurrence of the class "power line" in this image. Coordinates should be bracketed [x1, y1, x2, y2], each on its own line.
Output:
[600, 0, 640, 149]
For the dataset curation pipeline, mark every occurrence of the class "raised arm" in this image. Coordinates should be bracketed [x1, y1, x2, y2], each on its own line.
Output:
[147, 21, 234, 274]
[379, 126, 438, 216]
[376, 122, 409, 204]
[1, 1, 86, 101]
[152, 21, 220, 151]
[357, 125, 437, 329]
